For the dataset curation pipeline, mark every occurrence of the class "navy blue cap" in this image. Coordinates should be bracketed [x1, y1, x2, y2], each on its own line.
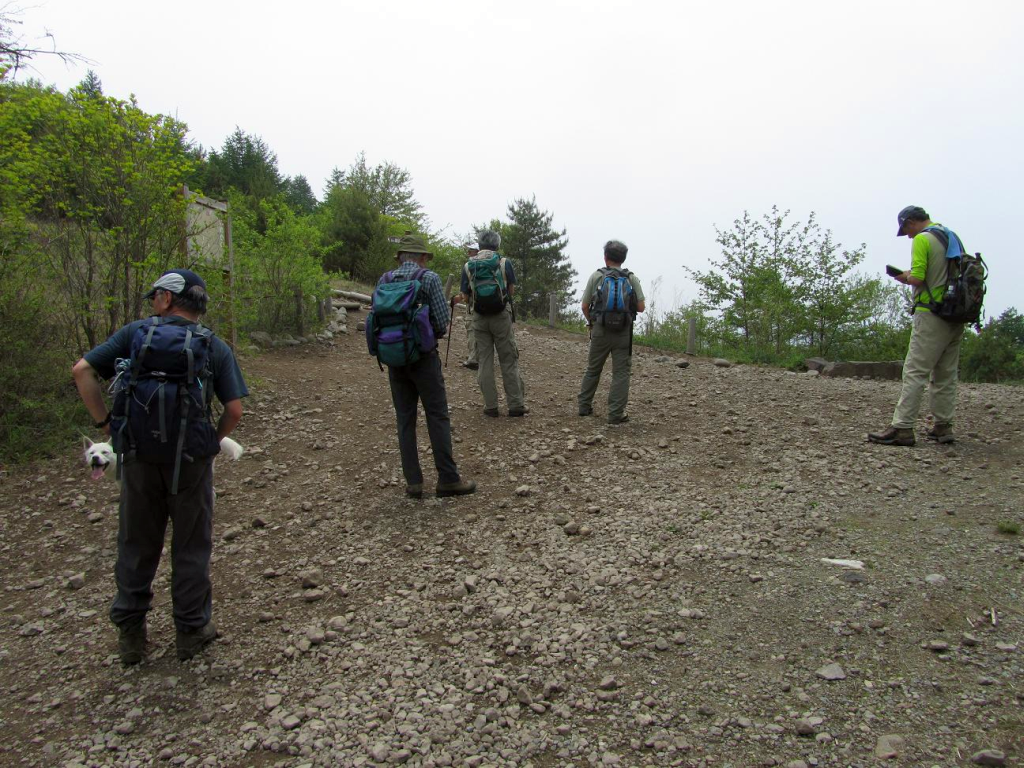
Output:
[143, 269, 207, 299]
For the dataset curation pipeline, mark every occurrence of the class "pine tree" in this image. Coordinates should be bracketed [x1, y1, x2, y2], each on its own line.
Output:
[282, 174, 317, 215]
[500, 196, 575, 318]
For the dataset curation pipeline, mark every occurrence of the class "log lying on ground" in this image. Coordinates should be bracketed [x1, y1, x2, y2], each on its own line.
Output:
[333, 290, 372, 303]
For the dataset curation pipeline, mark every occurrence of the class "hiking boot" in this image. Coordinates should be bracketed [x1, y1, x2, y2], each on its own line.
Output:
[436, 479, 477, 497]
[867, 426, 915, 446]
[462, 361, 479, 370]
[176, 621, 217, 661]
[405, 483, 423, 498]
[118, 622, 147, 665]
[578, 406, 593, 417]
[608, 414, 630, 425]
[508, 408, 526, 417]
[483, 408, 499, 418]
[926, 423, 955, 444]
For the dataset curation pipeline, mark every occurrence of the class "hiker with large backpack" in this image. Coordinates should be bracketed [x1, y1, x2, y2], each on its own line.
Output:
[458, 230, 526, 417]
[577, 240, 646, 425]
[868, 206, 984, 447]
[71, 269, 248, 664]
[367, 232, 476, 498]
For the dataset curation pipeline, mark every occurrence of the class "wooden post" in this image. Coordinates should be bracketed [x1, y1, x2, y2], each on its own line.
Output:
[295, 288, 304, 337]
[549, 293, 557, 328]
[686, 317, 697, 355]
[316, 297, 326, 323]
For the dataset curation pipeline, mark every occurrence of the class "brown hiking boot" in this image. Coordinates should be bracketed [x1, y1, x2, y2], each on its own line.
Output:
[405, 483, 423, 498]
[867, 426, 915, 446]
[926, 423, 955, 444]
[436, 479, 477, 497]
[176, 621, 217, 661]
[118, 622, 147, 665]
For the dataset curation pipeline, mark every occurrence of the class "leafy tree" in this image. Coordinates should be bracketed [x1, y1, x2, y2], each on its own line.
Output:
[345, 151, 424, 227]
[203, 127, 283, 202]
[318, 184, 390, 279]
[323, 166, 345, 197]
[282, 174, 317, 215]
[961, 308, 1024, 383]
[496, 196, 575, 319]
[228, 194, 327, 334]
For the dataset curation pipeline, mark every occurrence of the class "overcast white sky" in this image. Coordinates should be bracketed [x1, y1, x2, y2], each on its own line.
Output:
[13, 0, 1024, 318]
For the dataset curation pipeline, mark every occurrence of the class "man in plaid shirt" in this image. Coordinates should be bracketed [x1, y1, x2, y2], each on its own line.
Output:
[378, 233, 476, 498]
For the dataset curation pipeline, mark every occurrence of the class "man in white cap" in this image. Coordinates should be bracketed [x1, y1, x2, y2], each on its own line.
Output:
[72, 268, 247, 664]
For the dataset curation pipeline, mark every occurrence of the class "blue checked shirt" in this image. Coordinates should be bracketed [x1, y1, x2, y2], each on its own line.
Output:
[382, 261, 451, 338]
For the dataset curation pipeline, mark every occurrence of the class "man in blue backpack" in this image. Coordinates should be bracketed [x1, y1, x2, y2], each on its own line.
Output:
[375, 233, 476, 498]
[868, 206, 966, 446]
[459, 230, 526, 417]
[71, 269, 247, 664]
[577, 240, 646, 424]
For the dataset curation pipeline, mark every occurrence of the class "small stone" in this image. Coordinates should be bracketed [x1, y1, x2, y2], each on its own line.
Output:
[369, 743, 388, 762]
[675, 360, 690, 368]
[300, 570, 323, 589]
[598, 675, 619, 690]
[113, 721, 135, 735]
[962, 633, 979, 647]
[815, 662, 846, 680]
[306, 627, 326, 645]
[66, 573, 86, 590]
[875, 734, 905, 759]
[971, 749, 1007, 766]
[927, 640, 950, 652]
[251, 517, 268, 529]
[281, 714, 301, 730]
[563, 521, 580, 535]
[515, 485, 531, 497]
[264, 694, 282, 711]
[654, 637, 669, 651]
[713, 358, 732, 368]
[924, 573, 947, 585]
[795, 718, 816, 736]
[516, 686, 533, 705]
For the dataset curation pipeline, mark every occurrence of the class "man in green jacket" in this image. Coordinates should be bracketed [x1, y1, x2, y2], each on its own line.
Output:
[868, 206, 965, 446]
[578, 240, 645, 425]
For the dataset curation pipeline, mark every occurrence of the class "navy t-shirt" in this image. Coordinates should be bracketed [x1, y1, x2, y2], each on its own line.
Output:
[84, 315, 248, 405]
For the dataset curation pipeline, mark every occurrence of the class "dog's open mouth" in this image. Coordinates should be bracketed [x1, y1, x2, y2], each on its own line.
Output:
[90, 461, 109, 481]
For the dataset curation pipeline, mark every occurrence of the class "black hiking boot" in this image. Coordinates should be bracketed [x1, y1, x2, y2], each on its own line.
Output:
[436, 479, 477, 497]
[405, 483, 423, 498]
[508, 408, 526, 417]
[926, 423, 955, 444]
[176, 621, 217, 661]
[483, 408, 499, 418]
[118, 621, 147, 665]
[867, 426, 915, 446]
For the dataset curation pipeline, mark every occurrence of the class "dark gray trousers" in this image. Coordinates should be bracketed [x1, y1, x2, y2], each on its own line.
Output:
[387, 350, 460, 486]
[110, 457, 214, 632]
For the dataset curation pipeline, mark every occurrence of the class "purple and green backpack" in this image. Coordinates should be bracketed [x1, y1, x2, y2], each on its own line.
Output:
[366, 268, 437, 367]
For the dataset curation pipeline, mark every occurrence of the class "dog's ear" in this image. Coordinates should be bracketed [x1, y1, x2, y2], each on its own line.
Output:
[81, 434, 94, 448]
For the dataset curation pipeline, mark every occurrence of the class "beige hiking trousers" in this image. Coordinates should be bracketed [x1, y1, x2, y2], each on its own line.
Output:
[471, 308, 524, 411]
[892, 311, 964, 428]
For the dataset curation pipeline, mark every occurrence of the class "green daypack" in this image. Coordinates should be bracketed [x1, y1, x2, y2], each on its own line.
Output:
[466, 253, 509, 315]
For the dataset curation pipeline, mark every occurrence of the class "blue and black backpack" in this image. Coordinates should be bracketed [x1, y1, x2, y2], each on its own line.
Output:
[109, 317, 221, 493]
[593, 267, 635, 331]
[366, 268, 437, 368]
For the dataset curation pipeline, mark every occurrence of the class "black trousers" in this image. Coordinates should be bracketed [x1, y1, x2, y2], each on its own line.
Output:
[109, 457, 214, 632]
[387, 350, 460, 486]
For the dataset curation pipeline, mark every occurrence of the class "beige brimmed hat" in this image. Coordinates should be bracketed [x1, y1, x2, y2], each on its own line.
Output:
[395, 231, 434, 260]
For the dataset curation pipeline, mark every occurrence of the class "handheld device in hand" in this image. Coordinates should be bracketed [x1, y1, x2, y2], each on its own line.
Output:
[885, 264, 903, 278]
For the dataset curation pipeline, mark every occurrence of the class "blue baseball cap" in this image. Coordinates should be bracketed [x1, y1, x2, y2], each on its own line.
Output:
[143, 268, 207, 299]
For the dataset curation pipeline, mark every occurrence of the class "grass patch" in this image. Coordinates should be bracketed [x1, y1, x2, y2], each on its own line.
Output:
[996, 521, 1020, 535]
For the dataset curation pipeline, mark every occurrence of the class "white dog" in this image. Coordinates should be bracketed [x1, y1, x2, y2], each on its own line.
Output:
[83, 436, 244, 482]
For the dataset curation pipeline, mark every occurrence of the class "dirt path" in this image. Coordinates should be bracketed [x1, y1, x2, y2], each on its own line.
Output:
[0, 316, 1021, 767]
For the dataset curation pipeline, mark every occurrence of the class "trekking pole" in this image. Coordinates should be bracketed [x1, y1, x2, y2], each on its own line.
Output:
[444, 297, 455, 367]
